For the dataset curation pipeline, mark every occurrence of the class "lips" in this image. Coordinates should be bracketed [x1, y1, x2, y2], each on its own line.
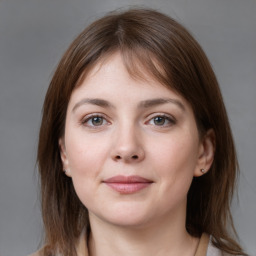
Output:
[103, 175, 153, 194]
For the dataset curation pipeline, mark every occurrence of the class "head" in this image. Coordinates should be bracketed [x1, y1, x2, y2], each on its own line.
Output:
[38, 8, 244, 255]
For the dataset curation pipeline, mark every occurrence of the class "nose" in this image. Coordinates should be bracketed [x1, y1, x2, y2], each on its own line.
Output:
[111, 124, 145, 163]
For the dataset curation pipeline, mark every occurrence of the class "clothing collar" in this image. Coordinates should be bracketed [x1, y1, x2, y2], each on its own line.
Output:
[75, 231, 209, 256]
[76, 229, 89, 256]
[195, 233, 210, 256]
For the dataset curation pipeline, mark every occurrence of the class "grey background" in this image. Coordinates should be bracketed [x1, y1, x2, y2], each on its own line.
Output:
[0, 0, 255, 255]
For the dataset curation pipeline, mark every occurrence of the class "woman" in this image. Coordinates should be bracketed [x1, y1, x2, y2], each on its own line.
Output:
[31, 8, 247, 256]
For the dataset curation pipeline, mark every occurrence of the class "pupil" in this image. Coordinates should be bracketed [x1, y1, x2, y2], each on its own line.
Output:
[92, 117, 103, 126]
[154, 117, 165, 125]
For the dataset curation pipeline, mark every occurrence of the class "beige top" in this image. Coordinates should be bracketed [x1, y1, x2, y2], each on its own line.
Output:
[29, 232, 222, 256]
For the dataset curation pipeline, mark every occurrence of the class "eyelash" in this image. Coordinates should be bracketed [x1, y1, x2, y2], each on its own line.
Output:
[80, 113, 176, 129]
[146, 114, 176, 127]
[81, 114, 110, 129]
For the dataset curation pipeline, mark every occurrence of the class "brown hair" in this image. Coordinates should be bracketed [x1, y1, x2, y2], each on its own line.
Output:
[38, 8, 246, 256]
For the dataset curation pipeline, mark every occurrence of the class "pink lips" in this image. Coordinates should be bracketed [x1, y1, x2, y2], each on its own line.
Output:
[103, 175, 153, 194]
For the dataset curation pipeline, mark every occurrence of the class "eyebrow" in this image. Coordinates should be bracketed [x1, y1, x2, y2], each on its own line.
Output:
[72, 97, 185, 112]
[138, 98, 185, 111]
[72, 98, 115, 112]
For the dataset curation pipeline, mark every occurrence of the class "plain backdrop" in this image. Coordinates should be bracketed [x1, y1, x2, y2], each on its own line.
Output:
[0, 0, 255, 255]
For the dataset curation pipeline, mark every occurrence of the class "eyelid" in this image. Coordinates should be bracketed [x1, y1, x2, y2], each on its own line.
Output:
[81, 113, 111, 127]
[146, 112, 176, 121]
[145, 113, 176, 126]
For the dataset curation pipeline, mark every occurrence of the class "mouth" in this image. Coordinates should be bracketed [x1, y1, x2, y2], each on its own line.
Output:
[103, 175, 153, 194]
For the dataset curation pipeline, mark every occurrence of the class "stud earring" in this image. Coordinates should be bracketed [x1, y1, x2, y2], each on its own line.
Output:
[201, 169, 206, 174]
[63, 169, 67, 174]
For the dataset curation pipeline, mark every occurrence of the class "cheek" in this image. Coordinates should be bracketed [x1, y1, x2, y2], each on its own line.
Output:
[151, 138, 198, 209]
[66, 138, 109, 208]
[64, 118, 113, 189]
[65, 126, 108, 171]
[152, 134, 198, 172]
[150, 133, 199, 193]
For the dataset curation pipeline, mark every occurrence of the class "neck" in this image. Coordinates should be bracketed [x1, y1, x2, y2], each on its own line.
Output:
[88, 210, 199, 256]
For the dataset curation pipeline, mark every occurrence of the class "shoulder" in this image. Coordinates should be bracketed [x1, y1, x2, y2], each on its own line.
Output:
[207, 237, 231, 256]
[27, 229, 87, 256]
[27, 248, 62, 256]
[197, 233, 232, 256]
[27, 248, 44, 256]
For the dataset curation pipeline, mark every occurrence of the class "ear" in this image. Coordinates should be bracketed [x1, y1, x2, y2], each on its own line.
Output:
[59, 138, 71, 177]
[194, 129, 215, 177]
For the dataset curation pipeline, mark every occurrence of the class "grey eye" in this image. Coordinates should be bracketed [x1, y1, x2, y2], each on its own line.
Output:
[91, 116, 104, 126]
[148, 115, 175, 127]
[153, 116, 166, 126]
[82, 115, 108, 127]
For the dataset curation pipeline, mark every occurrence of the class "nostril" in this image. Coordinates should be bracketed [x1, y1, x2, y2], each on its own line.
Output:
[114, 155, 139, 160]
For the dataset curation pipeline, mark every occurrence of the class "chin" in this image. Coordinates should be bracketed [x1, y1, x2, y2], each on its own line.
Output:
[105, 214, 151, 228]
[91, 204, 154, 228]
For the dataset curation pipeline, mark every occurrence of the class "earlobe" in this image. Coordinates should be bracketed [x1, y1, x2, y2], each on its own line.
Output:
[194, 129, 215, 177]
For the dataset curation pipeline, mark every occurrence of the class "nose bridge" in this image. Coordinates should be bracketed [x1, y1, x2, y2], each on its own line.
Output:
[111, 119, 144, 162]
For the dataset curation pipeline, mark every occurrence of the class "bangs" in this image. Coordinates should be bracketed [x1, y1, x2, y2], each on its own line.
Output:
[122, 46, 171, 86]
[76, 46, 172, 91]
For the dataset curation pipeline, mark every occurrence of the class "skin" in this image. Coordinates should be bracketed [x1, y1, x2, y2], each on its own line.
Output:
[59, 52, 215, 256]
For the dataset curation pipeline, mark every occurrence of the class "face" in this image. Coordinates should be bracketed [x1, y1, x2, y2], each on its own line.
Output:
[60, 52, 214, 228]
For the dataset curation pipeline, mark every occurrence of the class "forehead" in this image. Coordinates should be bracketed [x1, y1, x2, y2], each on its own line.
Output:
[73, 52, 175, 98]
[68, 52, 191, 116]
[76, 49, 170, 91]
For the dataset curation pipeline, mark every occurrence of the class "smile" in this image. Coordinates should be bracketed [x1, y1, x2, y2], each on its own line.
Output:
[103, 175, 153, 194]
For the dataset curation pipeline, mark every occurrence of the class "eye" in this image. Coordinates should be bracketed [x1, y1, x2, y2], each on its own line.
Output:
[82, 114, 109, 128]
[148, 115, 175, 127]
